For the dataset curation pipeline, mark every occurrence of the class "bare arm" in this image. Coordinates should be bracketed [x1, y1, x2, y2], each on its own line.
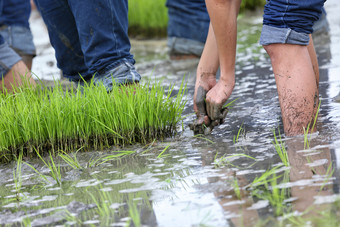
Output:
[205, 0, 241, 120]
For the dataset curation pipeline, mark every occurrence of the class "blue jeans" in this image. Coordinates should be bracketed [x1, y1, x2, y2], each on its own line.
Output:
[166, 0, 210, 56]
[0, 0, 35, 56]
[34, 0, 138, 82]
[0, 25, 36, 56]
[261, 0, 325, 45]
[0, 0, 24, 78]
[0, 0, 31, 28]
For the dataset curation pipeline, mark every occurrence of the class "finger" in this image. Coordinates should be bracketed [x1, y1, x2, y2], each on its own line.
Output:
[211, 103, 222, 120]
[189, 115, 211, 134]
[219, 107, 229, 124]
[206, 99, 213, 120]
[195, 86, 208, 117]
[211, 119, 219, 127]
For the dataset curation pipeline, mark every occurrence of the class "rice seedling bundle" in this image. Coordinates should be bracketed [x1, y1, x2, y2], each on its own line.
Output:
[0, 82, 185, 163]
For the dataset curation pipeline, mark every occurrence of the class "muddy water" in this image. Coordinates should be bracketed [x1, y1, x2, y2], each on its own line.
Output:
[1, 1, 340, 226]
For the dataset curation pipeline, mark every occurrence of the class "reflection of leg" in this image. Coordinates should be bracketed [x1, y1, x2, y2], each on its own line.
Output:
[201, 149, 258, 226]
[264, 44, 318, 136]
[211, 171, 259, 227]
[286, 139, 333, 215]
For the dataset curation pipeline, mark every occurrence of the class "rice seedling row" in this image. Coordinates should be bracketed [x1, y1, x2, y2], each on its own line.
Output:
[0, 81, 186, 163]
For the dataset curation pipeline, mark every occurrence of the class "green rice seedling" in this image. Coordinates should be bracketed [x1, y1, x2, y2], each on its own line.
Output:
[64, 210, 83, 226]
[223, 97, 239, 109]
[233, 178, 242, 200]
[252, 171, 290, 216]
[319, 162, 334, 193]
[128, 200, 141, 227]
[24, 150, 62, 186]
[0, 80, 186, 163]
[250, 164, 285, 188]
[273, 129, 289, 167]
[13, 152, 23, 201]
[214, 153, 256, 168]
[89, 190, 113, 220]
[233, 123, 245, 144]
[87, 150, 137, 167]
[303, 99, 321, 149]
[59, 148, 83, 170]
[157, 145, 170, 158]
[21, 217, 32, 227]
[193, 134, 215, 144]
[214, 151, 256, 167]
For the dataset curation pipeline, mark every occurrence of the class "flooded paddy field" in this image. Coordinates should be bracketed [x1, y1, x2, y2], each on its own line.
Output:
[1, 1, 340, 226]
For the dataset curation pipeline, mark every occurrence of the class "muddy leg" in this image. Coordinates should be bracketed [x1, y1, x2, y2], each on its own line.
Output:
[0, 60, 36, 92]
[264, 43, 318, 136]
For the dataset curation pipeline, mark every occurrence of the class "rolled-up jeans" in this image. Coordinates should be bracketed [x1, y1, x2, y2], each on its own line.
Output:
[0, 25, 36, 56]
[166, 0, 210, 56]
[0, 36, 22, 79]
[34, 0, 139, 83]
[260, 0, 326, 46]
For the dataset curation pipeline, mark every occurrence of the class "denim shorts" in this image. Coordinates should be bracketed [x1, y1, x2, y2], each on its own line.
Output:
[260, 0, 325, 46]
[0, 25, 36, 56]
[0, 41, 22, 79]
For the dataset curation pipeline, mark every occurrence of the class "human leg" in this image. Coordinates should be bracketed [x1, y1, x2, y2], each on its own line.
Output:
[34, 0, 89, 81]
[166, 0, 210, 58]
[261, 0, 325, 136]
[264, 44, 318, 136]
[34, 0, 140, 89]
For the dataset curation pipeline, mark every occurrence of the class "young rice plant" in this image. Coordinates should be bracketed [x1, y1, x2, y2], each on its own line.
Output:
[0, 81, 186, 162]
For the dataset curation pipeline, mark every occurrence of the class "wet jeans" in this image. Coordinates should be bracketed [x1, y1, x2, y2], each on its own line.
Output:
[166, 0, 210, 56]
[34, 0, 137, 82]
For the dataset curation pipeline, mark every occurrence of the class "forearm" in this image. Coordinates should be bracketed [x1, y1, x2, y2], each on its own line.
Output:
[205, 0, 241, 84]
[197, 23, 219, 78]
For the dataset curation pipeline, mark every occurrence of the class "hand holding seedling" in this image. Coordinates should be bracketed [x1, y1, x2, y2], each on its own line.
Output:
[190, 83, 229, 135]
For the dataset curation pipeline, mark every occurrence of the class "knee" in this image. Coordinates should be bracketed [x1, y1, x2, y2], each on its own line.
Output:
[262, 44, 286, 63]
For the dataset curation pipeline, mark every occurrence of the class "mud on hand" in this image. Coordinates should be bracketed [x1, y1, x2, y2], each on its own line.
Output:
[189, 86, 229, 135]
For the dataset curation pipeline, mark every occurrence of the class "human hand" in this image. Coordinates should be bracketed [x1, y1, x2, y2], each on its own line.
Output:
[205, 79, 233, 121]
[189, 73, 229, 135]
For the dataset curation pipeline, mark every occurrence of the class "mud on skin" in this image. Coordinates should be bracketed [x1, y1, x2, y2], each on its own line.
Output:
[189, 86, 229, 135]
